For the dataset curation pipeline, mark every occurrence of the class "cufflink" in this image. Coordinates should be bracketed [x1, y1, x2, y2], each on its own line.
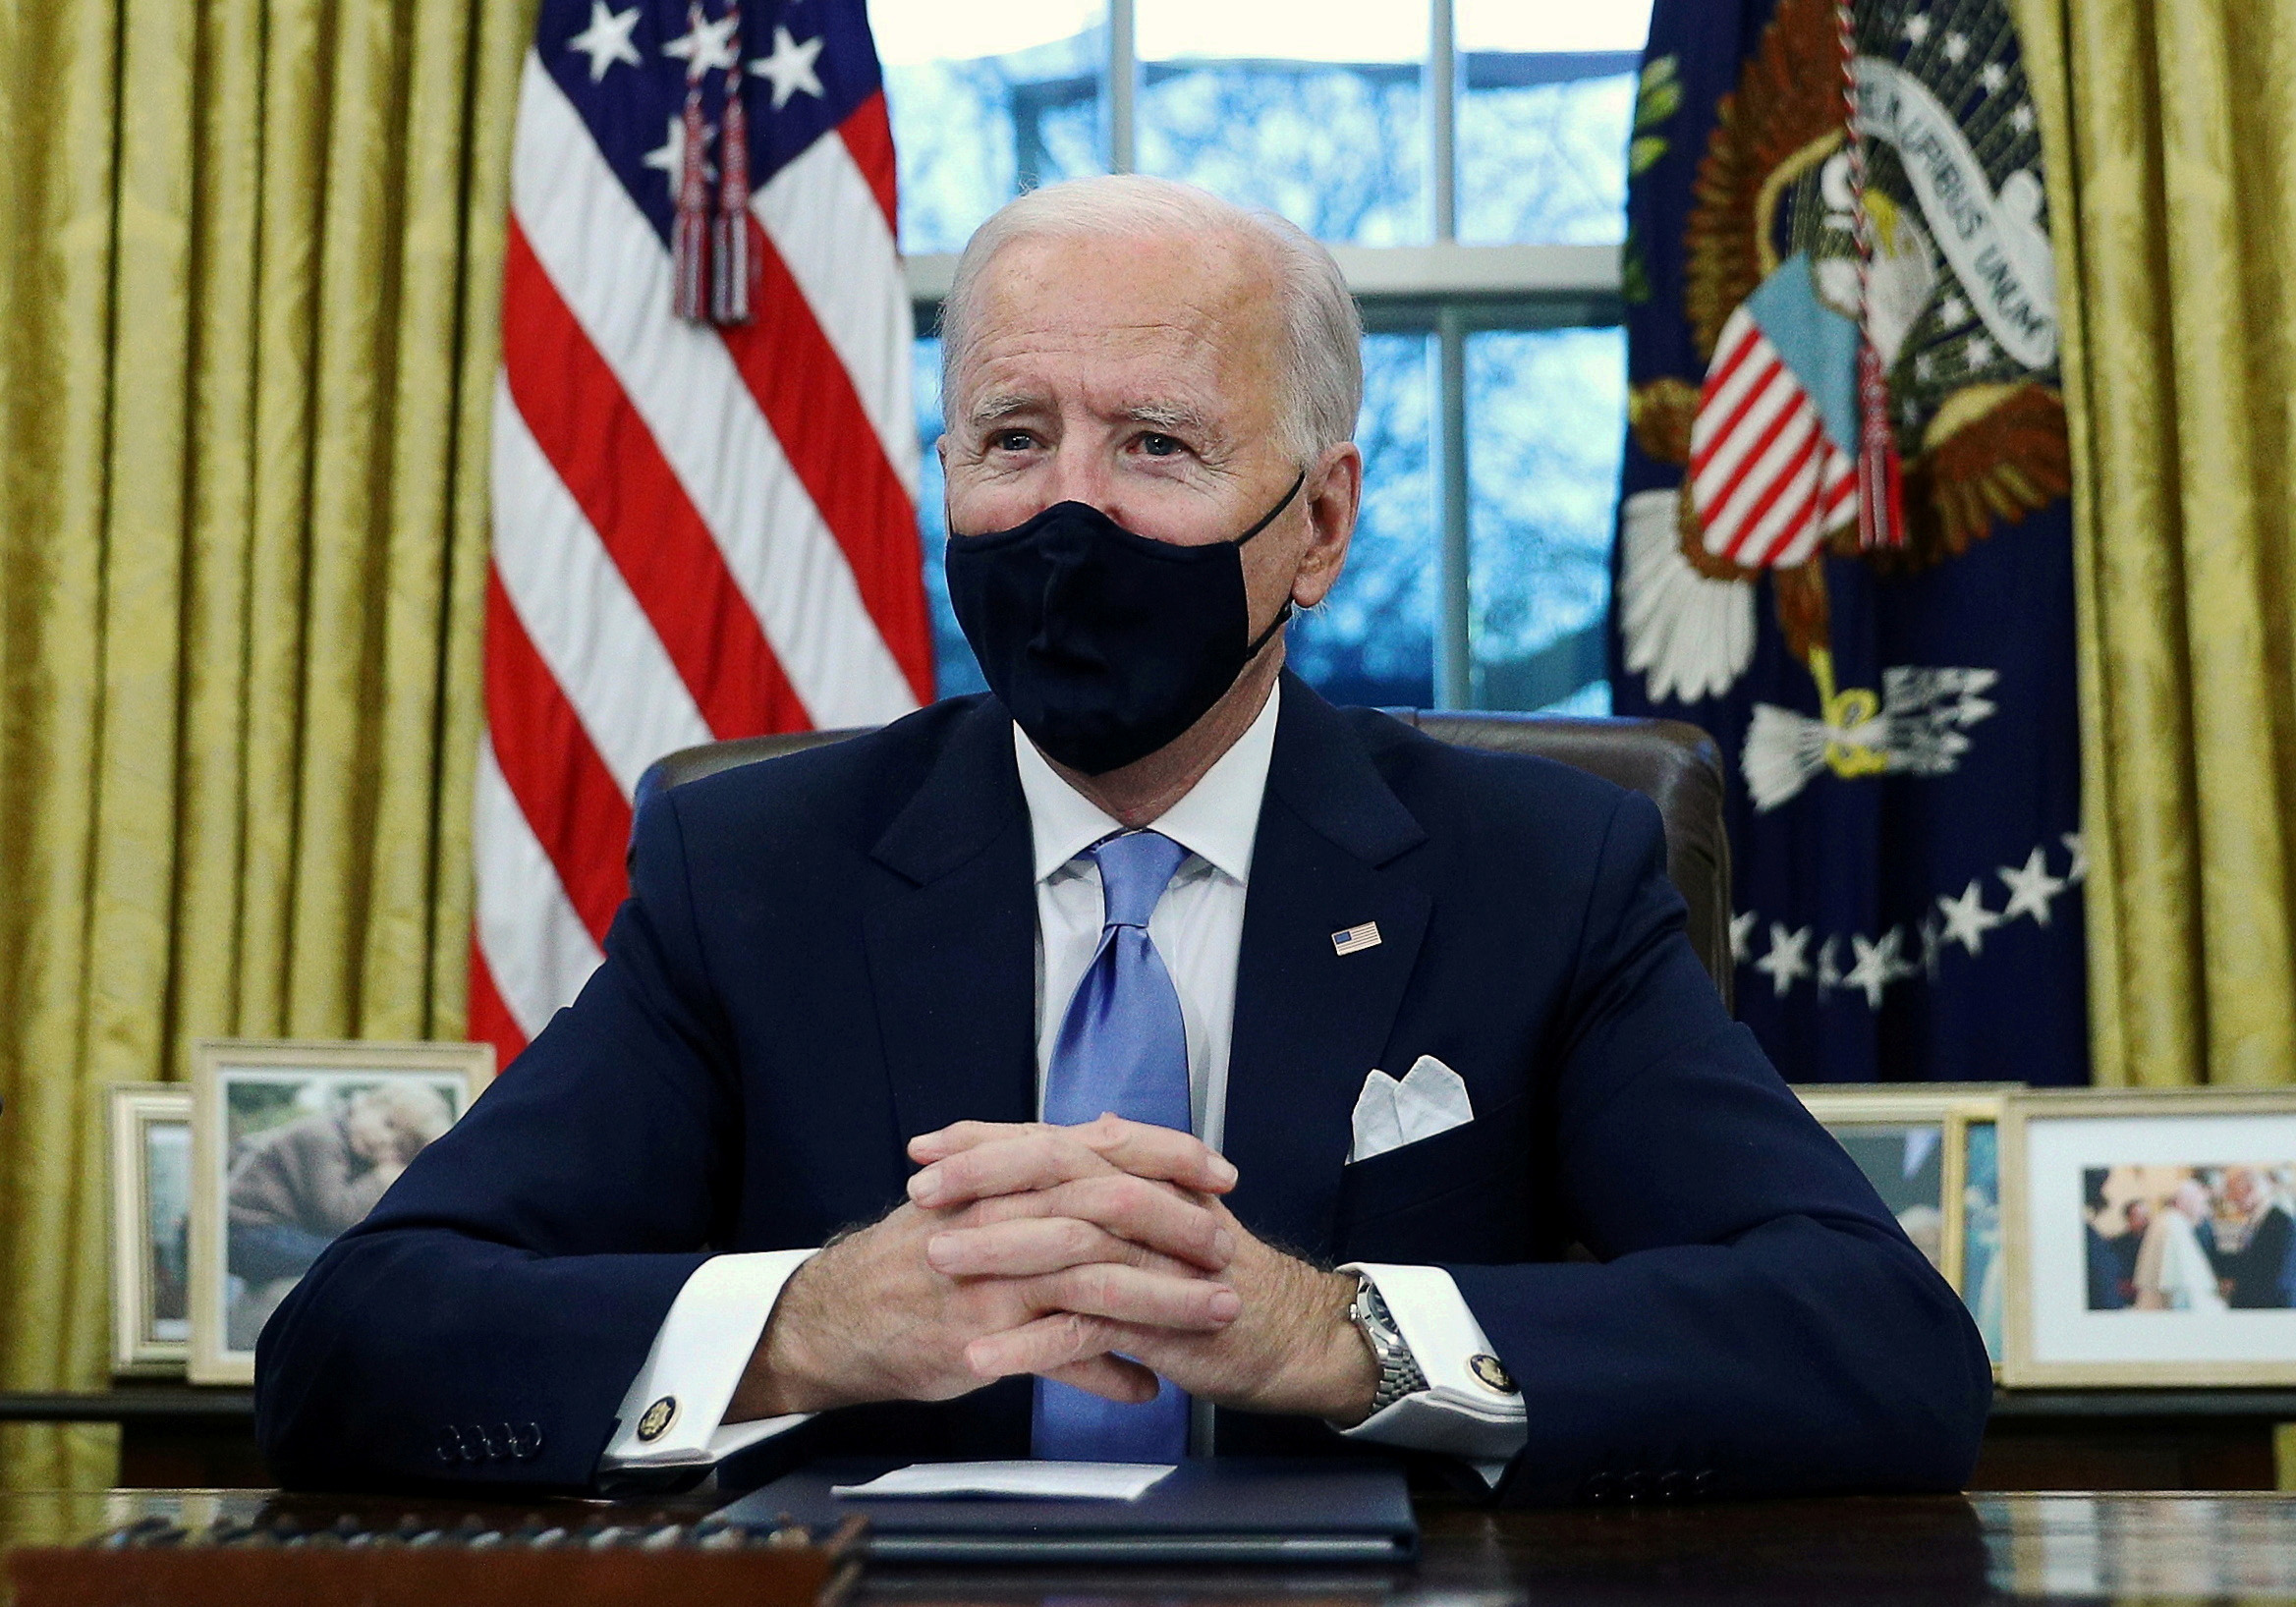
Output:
[636, 1396, 678, 1442]
[1469, 1354, 1517, 1394]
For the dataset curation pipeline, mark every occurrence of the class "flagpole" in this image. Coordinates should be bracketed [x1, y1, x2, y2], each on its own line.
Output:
[1106, 0, 1136, 174]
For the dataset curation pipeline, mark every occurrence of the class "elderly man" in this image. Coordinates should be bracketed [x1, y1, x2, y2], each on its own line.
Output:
[2207, 1168, 2295, 1309]
[254, 176, 1988, 1502]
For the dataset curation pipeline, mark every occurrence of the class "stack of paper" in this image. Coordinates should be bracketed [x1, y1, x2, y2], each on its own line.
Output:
[828, 1462, 1177, 1501]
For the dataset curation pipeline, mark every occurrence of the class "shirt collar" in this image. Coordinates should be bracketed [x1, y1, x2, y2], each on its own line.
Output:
[1012, 678, 1282, 887]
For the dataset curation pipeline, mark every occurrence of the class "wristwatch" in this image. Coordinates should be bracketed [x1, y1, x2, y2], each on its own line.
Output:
[1349, 1274, 1428, 1413]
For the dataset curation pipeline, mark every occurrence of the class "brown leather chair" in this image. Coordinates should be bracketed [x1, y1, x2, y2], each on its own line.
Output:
[637, 710, 1734, 1011]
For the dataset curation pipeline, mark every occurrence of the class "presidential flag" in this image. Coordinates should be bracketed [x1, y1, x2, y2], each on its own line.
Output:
[1609, 0, 2085, 1084]
[473, 0, 932, 1063]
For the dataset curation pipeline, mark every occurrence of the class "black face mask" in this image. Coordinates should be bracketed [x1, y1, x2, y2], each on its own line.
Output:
[945, 473, 1305, 776]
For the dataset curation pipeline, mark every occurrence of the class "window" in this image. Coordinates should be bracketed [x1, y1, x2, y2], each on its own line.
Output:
[875, 0, 1650, 712]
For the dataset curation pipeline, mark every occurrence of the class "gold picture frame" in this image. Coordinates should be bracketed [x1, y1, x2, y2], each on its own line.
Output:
[2001, 1087, 2296, 1387]
[1795, 1084, 2019, 1294]
[108, 1083, 195, 1375]
[188, 1038, 493, 1386]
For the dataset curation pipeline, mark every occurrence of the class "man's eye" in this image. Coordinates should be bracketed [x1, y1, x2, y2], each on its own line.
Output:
[991, 430, 1034, 452]
[1141, 433, 1182, 457]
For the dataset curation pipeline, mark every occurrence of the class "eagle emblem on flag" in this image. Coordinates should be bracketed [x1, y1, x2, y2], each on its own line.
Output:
[1613, 0, 2086, 1077]
[1618, 0, 2070, 769]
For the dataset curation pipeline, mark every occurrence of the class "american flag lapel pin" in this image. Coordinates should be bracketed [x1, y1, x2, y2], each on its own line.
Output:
[1331, 920, 1382, 957]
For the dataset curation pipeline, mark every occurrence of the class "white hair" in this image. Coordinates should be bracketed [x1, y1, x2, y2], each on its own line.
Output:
[939, 175, 1364, 464]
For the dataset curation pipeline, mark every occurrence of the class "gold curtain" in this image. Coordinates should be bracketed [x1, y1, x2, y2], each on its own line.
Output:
[0, 0, 530, 1487]
[2017, 0, 2296, 1089]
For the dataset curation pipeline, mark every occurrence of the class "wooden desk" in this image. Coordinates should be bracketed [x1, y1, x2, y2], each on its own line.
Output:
[0, 1390, 262, 1488]
[7, 1488, 2296, 1604]
[13, 1386, 2296, 1492]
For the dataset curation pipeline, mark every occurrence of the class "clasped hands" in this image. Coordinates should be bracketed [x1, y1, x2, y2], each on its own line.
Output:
[728, 1116, 1375, 1427]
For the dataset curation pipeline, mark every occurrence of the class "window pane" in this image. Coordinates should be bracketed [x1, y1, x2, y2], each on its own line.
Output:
[911, 337, 988, 699]
[870, 0, 1107, 256]
[1136, 0, 1428, 246]
[1454, 0, 1649, 246]
[1290, 334, 1434, 708]
[1467, 327, 1625, 713]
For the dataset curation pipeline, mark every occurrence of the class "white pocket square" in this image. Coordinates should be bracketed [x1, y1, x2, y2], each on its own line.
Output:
[1347, 1055, 1474, 1164]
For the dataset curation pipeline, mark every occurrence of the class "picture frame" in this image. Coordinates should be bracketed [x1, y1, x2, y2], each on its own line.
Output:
[108, 1083, 195, 1375]
[1795, 1084, 2020, 1292]
[2001, 1088, 2296, 1387]
[1957, 1100, 2009, 1371]
[188, 1039, 493, 1386]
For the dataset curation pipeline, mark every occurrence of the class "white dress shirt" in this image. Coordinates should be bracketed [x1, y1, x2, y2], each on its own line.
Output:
[602, 680, 1528, 1477]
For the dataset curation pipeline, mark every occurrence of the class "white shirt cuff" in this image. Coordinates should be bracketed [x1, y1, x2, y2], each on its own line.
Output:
[600, 1247, 819, 1469]
[1336, 1262, 1527, 1486]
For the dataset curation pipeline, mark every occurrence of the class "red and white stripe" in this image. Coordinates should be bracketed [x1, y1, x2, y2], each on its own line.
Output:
[473, 51, 930, 1060]
[1688, 304, 1855, 572]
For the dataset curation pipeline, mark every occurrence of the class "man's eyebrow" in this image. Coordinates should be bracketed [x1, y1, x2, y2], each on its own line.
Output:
[966, 392, 1043, 428]
[1121, 401, 1218, 437]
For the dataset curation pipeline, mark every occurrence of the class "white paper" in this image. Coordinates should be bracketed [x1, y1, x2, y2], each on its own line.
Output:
[1348, 1055, 1474, 1162]
[829, 1461, 1177, 1501]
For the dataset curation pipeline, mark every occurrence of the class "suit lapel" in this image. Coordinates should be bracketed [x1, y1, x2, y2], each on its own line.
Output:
[1222, 678, 1430, 1259]
[864, 700, 1038, 1144]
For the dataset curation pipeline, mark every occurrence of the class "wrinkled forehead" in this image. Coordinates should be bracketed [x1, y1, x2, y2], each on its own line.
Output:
[953, 228, 1287, 404]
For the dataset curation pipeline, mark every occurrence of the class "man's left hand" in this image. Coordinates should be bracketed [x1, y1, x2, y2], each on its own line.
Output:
[910, 1118, 1378, 1424]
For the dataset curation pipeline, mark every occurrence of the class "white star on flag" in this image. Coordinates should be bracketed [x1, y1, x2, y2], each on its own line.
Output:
[643, 113, 714, 188]
[1979, 62, 2007, 93]
[1966, 333, 1996, 368]
[1817, 934, 1844, 997]
[2062, 832, 2090, 884]
[751, 26, 825, 109]
[1918, 913, 1945, 980]
[1944, 31, 1970, 62]
[1998, 847, 2067, 926]
[1937, 880, 2004, 956]
[663, 9, 739, 77]
[2011, 103, 2037, 133]
[1903, 13, 1931, 42]
[1844, 928, 1909, 1010]
[1730, 910, 1758, 963]
[1939, 294, 1969, 326]
[1754, 923, 1814, 998]
[568, 1, 643, 81]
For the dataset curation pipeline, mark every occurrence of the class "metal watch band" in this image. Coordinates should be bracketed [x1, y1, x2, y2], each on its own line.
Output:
[1352, 1274, 1429, 1413]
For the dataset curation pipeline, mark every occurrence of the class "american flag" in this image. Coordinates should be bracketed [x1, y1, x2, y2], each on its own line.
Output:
[1688, 302, 1855, 571]
[472, 0, 932, 1063]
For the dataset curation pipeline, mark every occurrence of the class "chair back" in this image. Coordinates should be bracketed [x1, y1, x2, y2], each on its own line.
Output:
[638, 708, 1733, 1010]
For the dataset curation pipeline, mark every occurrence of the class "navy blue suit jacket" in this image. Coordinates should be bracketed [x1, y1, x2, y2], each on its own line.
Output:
[254, 677, 1990, 1502]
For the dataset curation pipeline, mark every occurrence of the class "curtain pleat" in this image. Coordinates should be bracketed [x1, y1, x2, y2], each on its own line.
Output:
[2020, 0, 2296, 1088]
[0, 0, 527, 1489]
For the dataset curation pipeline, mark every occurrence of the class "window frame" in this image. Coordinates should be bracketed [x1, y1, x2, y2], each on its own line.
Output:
[901, 0, 1633, 710]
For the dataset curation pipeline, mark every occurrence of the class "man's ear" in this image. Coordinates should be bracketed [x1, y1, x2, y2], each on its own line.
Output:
[1291, 443, 1363, 609]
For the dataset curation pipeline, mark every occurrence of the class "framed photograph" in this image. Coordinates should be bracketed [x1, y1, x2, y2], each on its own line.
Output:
[2002, 1089, 2296, 1386]
[1960, 1109, 2007, 1368]
[1797, 1085, 2019, 1292]
[109, 1083, 195, 1374]
[188, 1039, 493, 1385]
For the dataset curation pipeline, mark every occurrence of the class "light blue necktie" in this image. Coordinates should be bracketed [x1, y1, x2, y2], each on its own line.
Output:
[1033, 829, 1193, 1463]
